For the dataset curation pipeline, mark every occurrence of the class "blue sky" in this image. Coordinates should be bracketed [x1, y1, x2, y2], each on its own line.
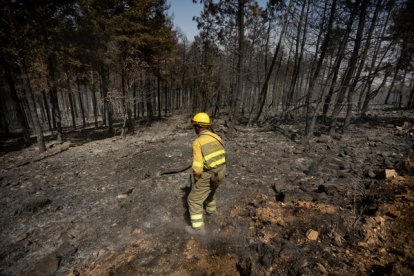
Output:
[168, 1, 202, 40]
[168, 0, 267, 41]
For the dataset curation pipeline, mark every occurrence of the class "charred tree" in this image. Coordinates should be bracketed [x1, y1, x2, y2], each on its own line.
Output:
[76, 74, 86, 128]
[18, 59, 46, 152]
[146, 72, 153, 126]
[90, 68, 98, 128]
[100, 65, 113, 134]
[41, 91, 52, 131]
[329, 0, 366, 135]
[254, 0, 293, 123]
[67, 73, 77, 129]
[47, 53, 62, 142]
[228, 0, 245, 134]
[343, 0, 379, 130]
[285, 0, 309, 113]
[1, 57, 30, 143]
[304, 0, 337, 138]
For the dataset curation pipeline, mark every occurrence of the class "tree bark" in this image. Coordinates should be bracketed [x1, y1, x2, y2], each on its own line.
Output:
[285, 0, 309, 112]
[157, 66, 162, 120]
[254, 0, 293, 123]
[77, 74, 86, 128]
[42, 91, 52, 131]
[146, 72, 153, 126]
[407, 78, 414, 109]
[100, 65, 113, 134]
[67, 73, 77, 129]
[18, 59, 46, 152]
[47, 53, 62, 142]
[329, 0, 366, 135]
[228, 0, 246, 134]
[0, 95, 10, 134]
[361, 72, 390, 115]
[358, 4, 393, 116]
[121, 69, 126, 117]
[384, 50, 403, 105]
[304, 0, 337, 138]
[133, 80, 138, 119]
[1, 57, 30, 144]
[90, 68, 98, 128]
[343, 0, 380, 130]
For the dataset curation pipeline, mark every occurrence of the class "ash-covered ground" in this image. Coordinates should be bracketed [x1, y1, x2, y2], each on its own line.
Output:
[0, 111, 413, 275]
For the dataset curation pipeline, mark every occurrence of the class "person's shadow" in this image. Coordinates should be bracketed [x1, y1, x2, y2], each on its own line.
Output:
[181, 174, 192, 226]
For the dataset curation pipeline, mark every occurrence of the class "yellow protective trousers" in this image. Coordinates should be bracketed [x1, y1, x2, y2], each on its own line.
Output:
[187, 164, 226, 229]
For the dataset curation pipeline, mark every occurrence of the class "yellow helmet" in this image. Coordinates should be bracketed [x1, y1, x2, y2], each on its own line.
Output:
[192, 112, 210, 127]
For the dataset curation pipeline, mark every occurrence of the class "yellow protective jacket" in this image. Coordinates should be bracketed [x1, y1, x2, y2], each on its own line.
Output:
[192, 130, 226, 175]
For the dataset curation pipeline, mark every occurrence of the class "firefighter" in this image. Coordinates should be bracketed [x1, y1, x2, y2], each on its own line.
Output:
[186, 112, 226, 235]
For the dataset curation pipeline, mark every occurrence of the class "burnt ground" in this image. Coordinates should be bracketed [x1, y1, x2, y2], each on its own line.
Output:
[0, 111, 413, 275]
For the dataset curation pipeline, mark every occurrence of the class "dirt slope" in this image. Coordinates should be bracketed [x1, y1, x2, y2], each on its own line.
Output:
[0, 112, 413, 275]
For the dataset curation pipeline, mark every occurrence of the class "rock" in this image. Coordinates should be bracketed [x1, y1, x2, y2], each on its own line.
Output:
[332, 134, 342, 140]
[297, 193, 314, 202]
[403, 159, 414, 172]
[132, 228, 142, 236]
[273, 179, 288, 192]
[333, 231, 344, 246]
[315, 183, 338, 195]
[383, 157, 393, 167]
[385, 169, 398, 179]
[314, 192, 328, 201]
[68, 270, 81, 276]
[34, 242, 76, 275]
[374, 216, 386, 226]
[316, 134, 332, 144]
[316, 185, 328, 194]
[386, 209, 401, 218]
[306, 229, 319, 240]
[117, 188, 134, 199]
[35, 254, 60, 275]
[316, 262, 328, 274]
[338, 151, 347, 157]
[17, 195, 51, 214]
[367, 169, 376, 178]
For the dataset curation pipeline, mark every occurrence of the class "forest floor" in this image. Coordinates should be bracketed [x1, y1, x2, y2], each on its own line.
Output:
[0, 110, 414, 275]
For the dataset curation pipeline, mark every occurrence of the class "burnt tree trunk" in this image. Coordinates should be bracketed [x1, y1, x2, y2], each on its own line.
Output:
[18, 59, 46, 152]
[329, 0, 366, 135]
[407, 79, 414, 109]
[0, 95, 10, 134]
[146, 72, 153, 126]
[133, 81, 138, 119]
[304, 0, 337, 138]
[228, 0, 245, 134]
[254, 0, 293, 123]
[77, 74, 86, 128]
[90, 67, 98, 128]
[157, 66, 162, 120]
[1, 57, 30, 143]
[343, 0, 376, 130]
[47, 53, 62, 142]
[100, 65, 113, 134]
[67, 73, 77, 129]
[384, 51, 403, 105]
[42, 91, 52, 131]
[285, 0, 309, 112]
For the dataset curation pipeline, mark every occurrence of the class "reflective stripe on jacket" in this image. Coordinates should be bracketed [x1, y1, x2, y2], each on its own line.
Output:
[192, 130, 226, 174]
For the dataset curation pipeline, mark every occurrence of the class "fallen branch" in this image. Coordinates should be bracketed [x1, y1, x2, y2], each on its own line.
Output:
[10, 142, 72, 169]
[160, 164, 191, 175]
